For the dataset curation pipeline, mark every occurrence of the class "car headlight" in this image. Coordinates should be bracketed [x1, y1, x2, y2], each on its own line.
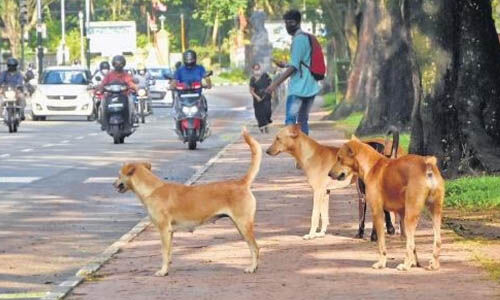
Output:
[35, 103, 43, 111]
[5, 91, 16, 99]
[138, 89, 146, 97]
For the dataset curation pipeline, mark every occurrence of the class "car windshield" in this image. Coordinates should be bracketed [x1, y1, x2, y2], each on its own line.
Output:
[149, 68, 171, 80]
[42, 70, 90, 85]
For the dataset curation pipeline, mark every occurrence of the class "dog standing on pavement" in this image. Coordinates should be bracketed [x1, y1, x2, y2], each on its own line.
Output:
[113, 128, 262, 276]
[329, 136, 445, 271]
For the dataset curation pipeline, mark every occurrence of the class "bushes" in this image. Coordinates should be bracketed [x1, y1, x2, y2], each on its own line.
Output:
[445, 176, 500, 210]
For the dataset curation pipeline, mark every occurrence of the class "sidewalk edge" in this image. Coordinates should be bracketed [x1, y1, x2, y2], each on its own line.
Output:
[42, 133, 244, 300]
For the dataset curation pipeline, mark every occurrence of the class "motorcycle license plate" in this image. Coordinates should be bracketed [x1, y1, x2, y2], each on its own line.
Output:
[108, 103, 124, 108]
[180, 93, 199, 98]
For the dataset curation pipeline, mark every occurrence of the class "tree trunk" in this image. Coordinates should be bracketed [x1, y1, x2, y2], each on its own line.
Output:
[212, 12, 219, 46]
[334, 0, 414, 133]
[409, 0, 500, 177]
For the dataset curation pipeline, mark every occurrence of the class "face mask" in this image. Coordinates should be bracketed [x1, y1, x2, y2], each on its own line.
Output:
[253, 69, 262, 77]
[102, 69, 109, 75]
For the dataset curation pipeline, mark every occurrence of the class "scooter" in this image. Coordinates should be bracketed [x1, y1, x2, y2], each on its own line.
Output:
[170, 71, 212, 150]
[135, 83, 153, 124]
[101, 82, 136, 144]
[1, 85, 23, 133]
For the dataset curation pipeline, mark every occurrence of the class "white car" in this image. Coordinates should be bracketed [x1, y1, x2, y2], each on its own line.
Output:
[148, 67, 174, 107]
[31, 66, 94, 121]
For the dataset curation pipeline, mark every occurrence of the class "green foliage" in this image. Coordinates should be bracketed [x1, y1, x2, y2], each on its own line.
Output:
[137, 33, 150, 49]
[445, 176, 500, 210]
[213, 68, 248, 84]
[66, 28, 84, 61]
[272, 48, 290, 63]
[322, 92, 338, 110]
[493, 0, 500, 31]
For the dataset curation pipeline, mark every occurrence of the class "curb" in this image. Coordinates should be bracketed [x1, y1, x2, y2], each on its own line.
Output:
[42, 133, 244, 300]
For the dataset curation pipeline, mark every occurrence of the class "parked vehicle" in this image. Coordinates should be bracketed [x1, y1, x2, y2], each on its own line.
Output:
[101, 82, 136, 144]
[148, 67, 174, 107]
[31, 66, 94, 121]
[0, 85, 23, 133]
[170, 71, 212, 150]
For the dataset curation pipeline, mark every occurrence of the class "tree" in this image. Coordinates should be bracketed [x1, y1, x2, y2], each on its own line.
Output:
[408, 0, 500, 177]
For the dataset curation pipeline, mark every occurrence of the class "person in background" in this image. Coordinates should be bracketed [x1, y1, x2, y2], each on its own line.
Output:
[249, 63, 273, 133]
[0, 58, 26, 120]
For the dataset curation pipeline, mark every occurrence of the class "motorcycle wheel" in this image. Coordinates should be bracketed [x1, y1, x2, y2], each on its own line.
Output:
[119, 136, 125, 144]
[140, 101, 145, 124]
[187, 129, 197, 150]
[8, 123, 14, 133]
[113, 135, 121, 144]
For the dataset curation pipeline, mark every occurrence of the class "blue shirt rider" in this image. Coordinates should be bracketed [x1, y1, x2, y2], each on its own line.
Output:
[171, 50, 212, 111]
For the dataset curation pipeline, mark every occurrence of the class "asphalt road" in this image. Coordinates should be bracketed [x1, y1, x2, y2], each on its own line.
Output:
[0, 86, 253, 296]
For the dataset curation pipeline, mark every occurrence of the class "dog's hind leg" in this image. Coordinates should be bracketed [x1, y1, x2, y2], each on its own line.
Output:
[155, 224, 173, 276]
[233, 217, 259, 273]
[397, 196, 425, 271]
[426, 189, 444, 271]
[371, 209, 388, 269]
[304, 190, 323, 240]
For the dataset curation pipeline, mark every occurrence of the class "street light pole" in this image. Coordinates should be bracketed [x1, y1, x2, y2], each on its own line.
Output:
[79, 11, 84, 66]
[36, 0, 43, 82]
[85, 0, 91, 70]
[61, 0, 66, 65]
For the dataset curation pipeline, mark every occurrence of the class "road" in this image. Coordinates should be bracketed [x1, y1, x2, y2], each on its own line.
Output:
[0, 86, 253, 296]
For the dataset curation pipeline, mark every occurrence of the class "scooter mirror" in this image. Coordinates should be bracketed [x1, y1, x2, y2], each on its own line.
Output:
[204, 71, 213, 77]
[94, 76, 102, 82]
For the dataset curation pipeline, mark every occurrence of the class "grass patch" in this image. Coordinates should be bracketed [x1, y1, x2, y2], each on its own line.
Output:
[445, 176, 500, 210]
[322, 92, 343, 110]
[474, 253, 500, 282]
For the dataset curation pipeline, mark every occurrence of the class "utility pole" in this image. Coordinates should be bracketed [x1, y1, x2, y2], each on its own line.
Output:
[19, 0, 29, 70]
[61, 0, 66, 65]
[85, 0, 91, 70]
[36, 0, 43, 82]
[180, 13, 186, 52]
[79, 11, 85, 66]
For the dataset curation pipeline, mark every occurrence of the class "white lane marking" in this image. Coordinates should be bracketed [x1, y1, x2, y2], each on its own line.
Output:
[84, 177, 116, 184]
[88, 133, 98, 136]
[0, 177, 40, 183]
[42, 143, 55, 148]
[21, 148, 34, 153]
[61, 140, 70, 143]
[0, 154, 10, 158]
[75, 136, 85, 140]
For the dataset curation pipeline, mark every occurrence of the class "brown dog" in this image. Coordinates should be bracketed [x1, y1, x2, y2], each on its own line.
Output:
[266, 124, 349, 239]
[329, 136, 445, 271]
[113, 129, 261, 275]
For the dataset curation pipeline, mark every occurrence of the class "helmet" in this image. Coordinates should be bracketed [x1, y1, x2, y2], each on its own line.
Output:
[7, 58, 18, 72]
[182, 50, 197, 68]
[111, 55, 126, 72]
[99, 61, 110, 71]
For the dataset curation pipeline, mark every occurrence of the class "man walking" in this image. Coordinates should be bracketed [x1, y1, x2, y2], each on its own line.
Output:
[266, 9, 320, 135]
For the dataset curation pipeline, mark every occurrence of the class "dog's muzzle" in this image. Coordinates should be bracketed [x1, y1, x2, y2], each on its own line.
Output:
[329, 171, 345, 181]
[113, 181, 127, 193]
[266, 147, 278, 156]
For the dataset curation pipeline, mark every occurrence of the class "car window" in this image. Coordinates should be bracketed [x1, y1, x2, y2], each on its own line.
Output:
[149, 68, 171, 80]
[43, 70, 90, 85]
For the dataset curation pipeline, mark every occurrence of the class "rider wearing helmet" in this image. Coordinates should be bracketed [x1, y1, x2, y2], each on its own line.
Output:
[171, 50, 211, 111]
[0, 58, 26, 120]
[92, 61, 111, 85]
[134, 63, 154, 113]
[98, 55, 138, 129]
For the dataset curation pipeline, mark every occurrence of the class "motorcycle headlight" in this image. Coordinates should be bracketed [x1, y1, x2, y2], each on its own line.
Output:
[138, 89, 146, 97]
[182, 106, 198, 115]
[5, 91, 16, 99]
[182, 106, 190, 114]
[190, 106, 199, 114]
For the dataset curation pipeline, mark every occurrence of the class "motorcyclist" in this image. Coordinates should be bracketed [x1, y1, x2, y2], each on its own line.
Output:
[92, 61, 110, 85]
[98, 55, 137, 130]
[24, 63, 36, 96]
[134, 63, 154, 113]
[0, 58, 26, 120]
[170, 50, 212, 112]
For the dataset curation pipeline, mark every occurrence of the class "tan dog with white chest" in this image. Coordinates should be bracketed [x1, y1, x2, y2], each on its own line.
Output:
[329, 136, 445, 271]
[266, 124, 349, 240]
[113, 129, 261, 276]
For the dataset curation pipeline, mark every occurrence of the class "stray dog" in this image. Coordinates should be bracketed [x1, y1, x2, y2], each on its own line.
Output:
[356, 127, 406, 241]
[113, 128, 261, 275]
[329, 136, 445, 271]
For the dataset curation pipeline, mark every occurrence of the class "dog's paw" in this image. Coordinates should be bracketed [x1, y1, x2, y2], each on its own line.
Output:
[372, 261, 386, 269]
[244, 266, 257, 273]
[426, 259, 440, 271]
[316, 232, 326, 238]
[303, 233, 315, 240]
[154, 268, 169, 277]
[396, 263, 410, 271]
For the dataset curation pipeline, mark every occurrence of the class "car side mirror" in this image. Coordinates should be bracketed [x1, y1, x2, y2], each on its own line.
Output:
[164, 74, 173, 80]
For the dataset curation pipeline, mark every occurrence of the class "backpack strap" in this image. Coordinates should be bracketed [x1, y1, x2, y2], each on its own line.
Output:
[296, 32, 313, 78]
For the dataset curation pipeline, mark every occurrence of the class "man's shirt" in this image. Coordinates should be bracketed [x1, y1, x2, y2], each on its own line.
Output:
[174, 65, 206, 86]
[288, 30, 320, 98]
[0, 71, 24, 87]
[100, 71, 137, 93]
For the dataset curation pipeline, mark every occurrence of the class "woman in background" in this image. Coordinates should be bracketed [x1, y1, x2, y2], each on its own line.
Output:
[249, 63, 273, 133]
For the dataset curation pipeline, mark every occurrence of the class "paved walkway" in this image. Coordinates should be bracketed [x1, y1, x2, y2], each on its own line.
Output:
[65, 105, 500, 300]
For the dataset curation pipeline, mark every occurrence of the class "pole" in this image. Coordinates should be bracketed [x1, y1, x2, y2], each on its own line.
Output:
[61, 0, 66, 65]
[21, 23, 25, 71]
[79, 11, 84, 66]
[85, 0, 91, 70]
[36, 0, 43, 82]
[147, 12, 150, 43]
[180, 13, 186, 52]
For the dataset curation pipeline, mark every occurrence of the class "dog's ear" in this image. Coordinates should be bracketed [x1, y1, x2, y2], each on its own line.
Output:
[351, 135, 360, 142]
[123, 164, 136, 176]
[289, 124, 301, 138]
[345, 143, 356, 157]
[141, 162, 152, 170]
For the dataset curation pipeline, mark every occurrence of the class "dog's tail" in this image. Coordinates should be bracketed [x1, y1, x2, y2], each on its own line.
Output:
[384, 126, 400, 158]
[241, 127, 262, 186]
[424, 156, 439, 190]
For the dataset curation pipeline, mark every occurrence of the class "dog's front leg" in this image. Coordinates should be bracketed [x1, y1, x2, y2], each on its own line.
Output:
[167, 231, 174, 264]
[318, 191, 329, 236]
[155, 225, 173, 276]
[304, 190, 322, 240]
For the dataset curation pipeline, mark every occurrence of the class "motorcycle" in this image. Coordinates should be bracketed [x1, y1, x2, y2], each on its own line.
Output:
[101, 82, 136, 144]
[170, 71, 212, 150]
[135, 79, 154, 124]
[1, 85, 23, 133]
